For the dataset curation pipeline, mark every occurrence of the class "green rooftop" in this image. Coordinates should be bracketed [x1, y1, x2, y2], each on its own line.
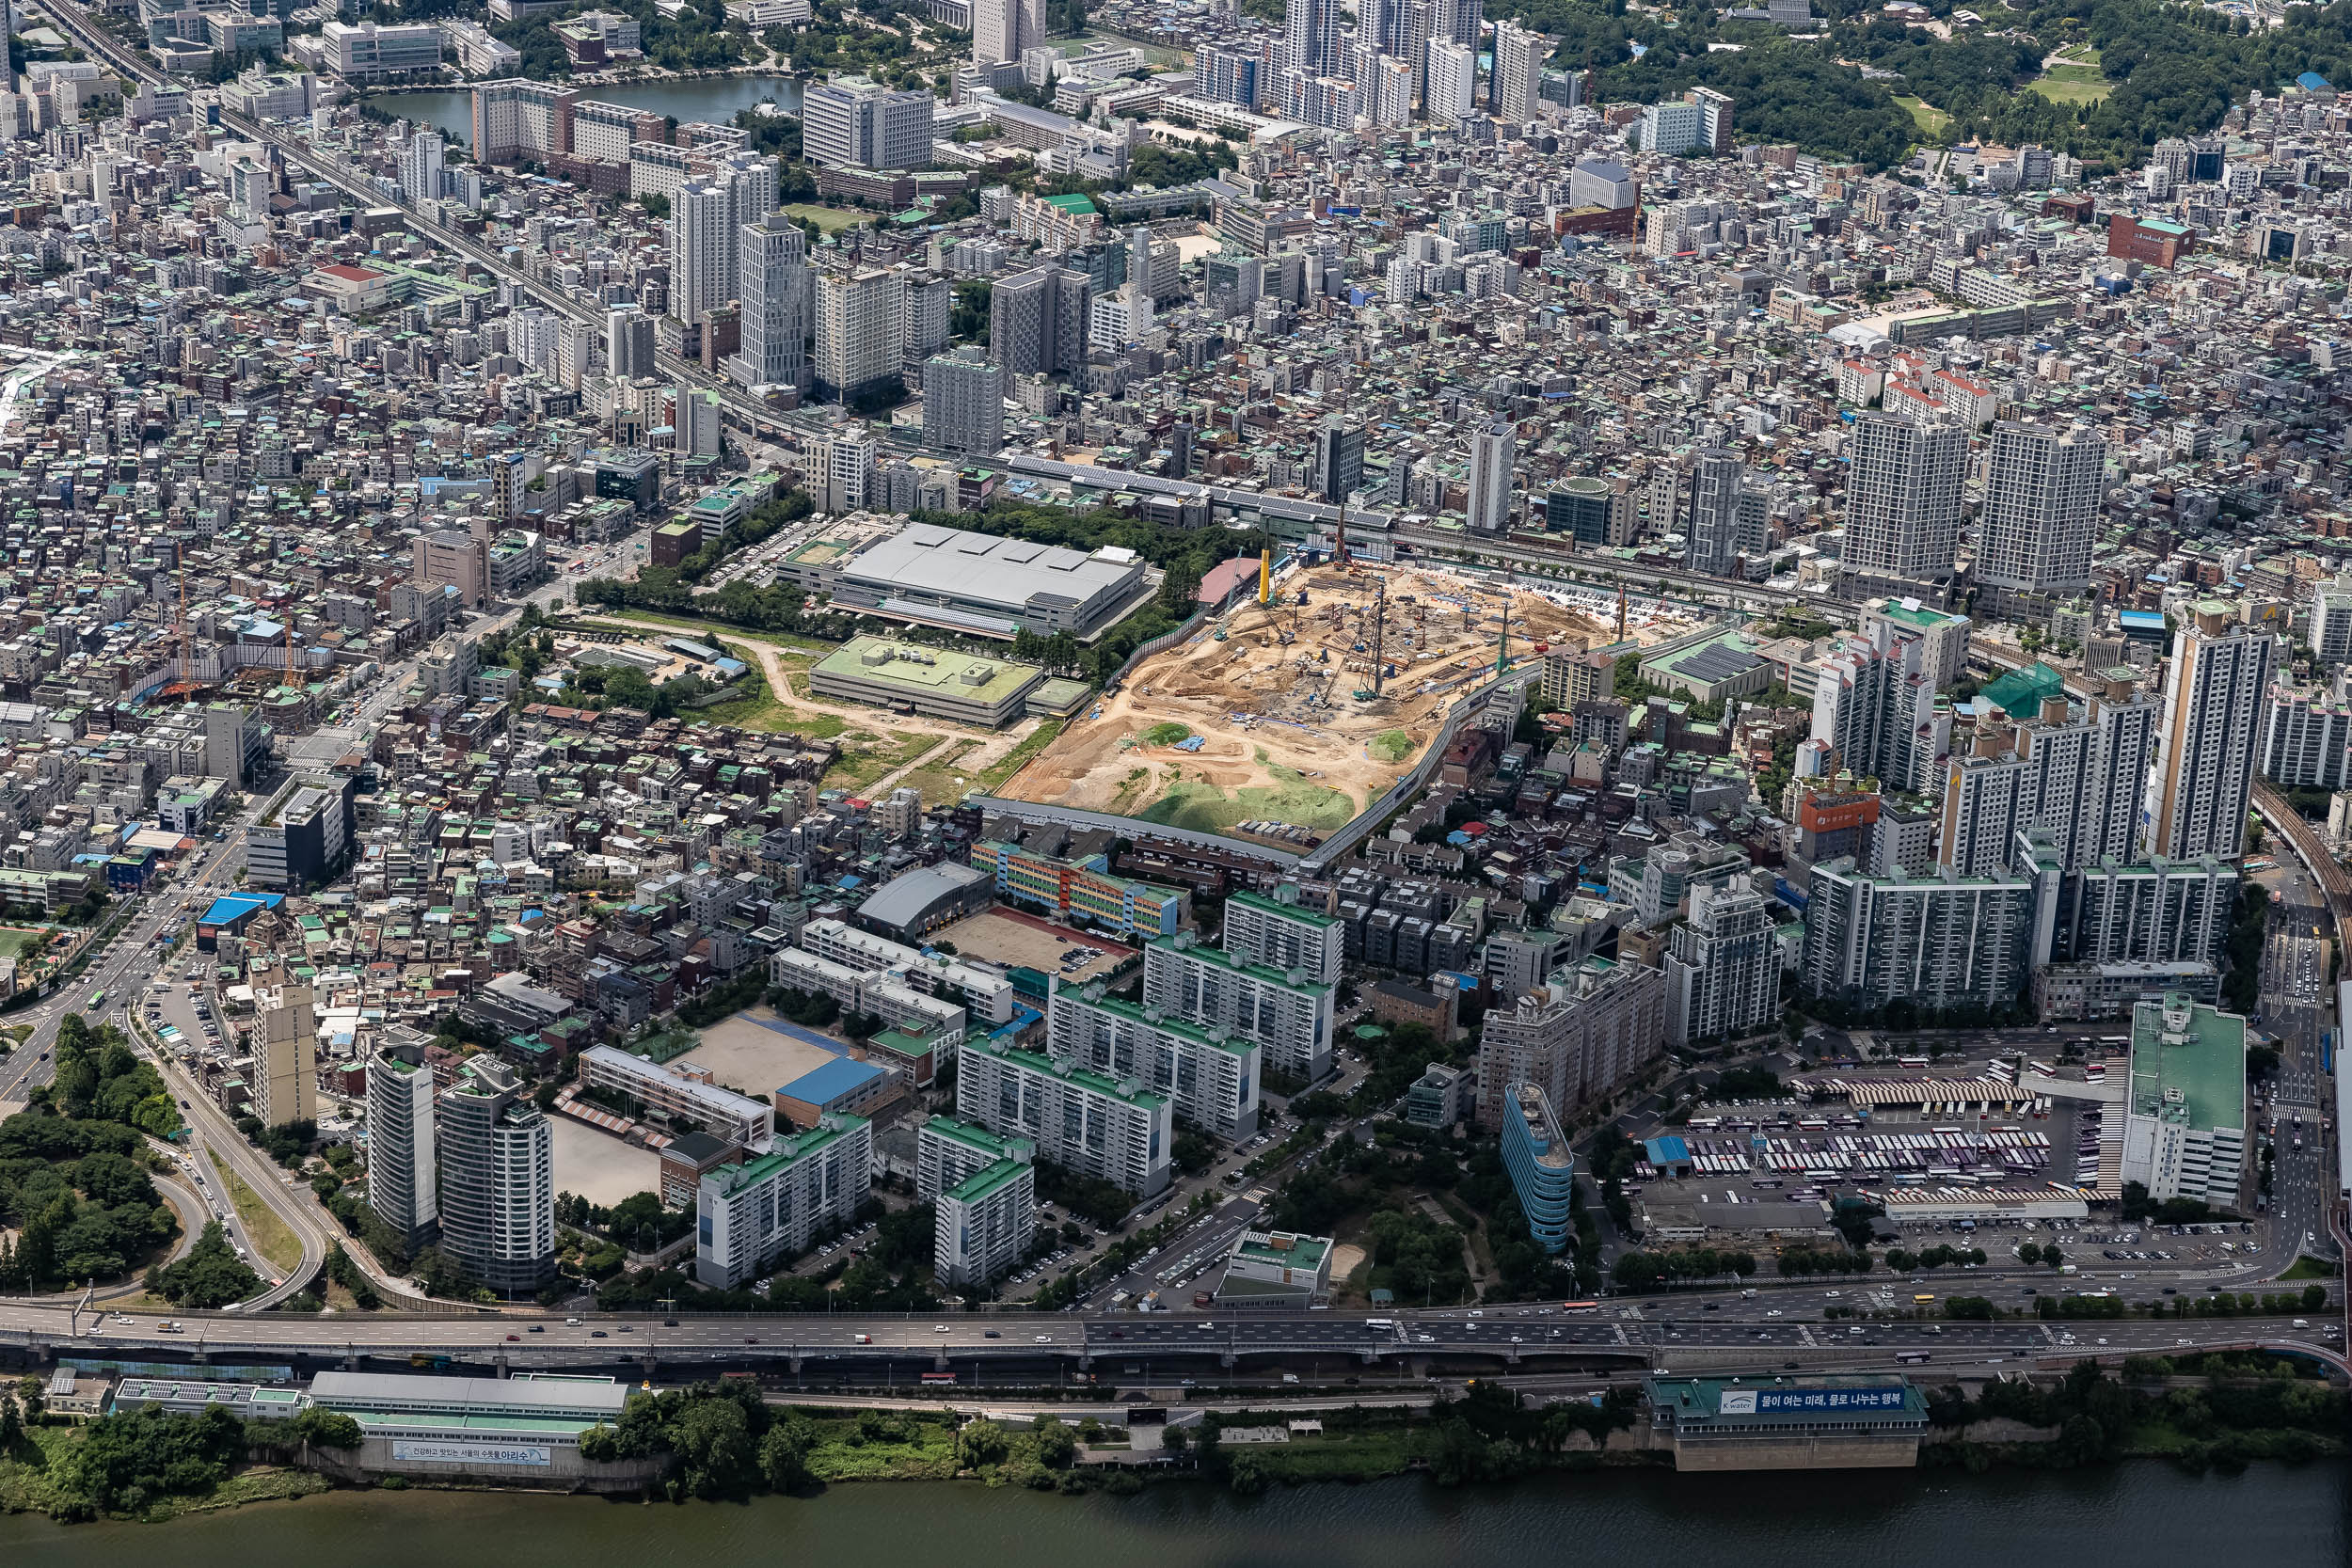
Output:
[2128, 993, 2246, 1134]
[946, 1155, 1033, 1205]
[1979, 660, 2066, 718]
[812, 637, 1042, 707]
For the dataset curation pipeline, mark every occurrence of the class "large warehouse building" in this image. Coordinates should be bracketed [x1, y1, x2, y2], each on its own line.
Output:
[830, 520, 1152, 639]
[810, 637, 1072, 727]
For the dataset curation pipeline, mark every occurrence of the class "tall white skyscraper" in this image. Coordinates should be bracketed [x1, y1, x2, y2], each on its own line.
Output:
[1843, 411, 1967, 582]
[1284, 0, 1343, 79]
[1425, 39, 1478, 121]
[1489, 21, 1550, 120]
[922, 345, 1005, 456]
[2153, 603, 2275, 863]
[667, 155, 776, 328]
[1977, 420, 2106, 602]
[1466, 420, 1516, 534]
[813, 265, 902, 403]
[733, 213, 808, 390]
[398, 128, 443, 203]
[973, 0, 1042, 67]
[366, 1037, 437, 1246]
[435, 1057, 554, 1295]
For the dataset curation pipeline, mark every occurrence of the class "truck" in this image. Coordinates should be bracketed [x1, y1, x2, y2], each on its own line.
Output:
[1192, 1291, 1213, 1309]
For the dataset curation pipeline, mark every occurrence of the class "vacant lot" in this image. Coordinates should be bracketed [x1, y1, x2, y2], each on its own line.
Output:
[548, 1116, 661, 1209]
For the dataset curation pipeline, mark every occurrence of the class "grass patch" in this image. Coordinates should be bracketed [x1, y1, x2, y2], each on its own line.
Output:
[209, 1148, 303, 1277]
[2026, 62, 2110, 104]
[2278, 1254, 2337, 1281]
[1142, 721, 1193, 747]
[594, 608, 835, 656]
[1894, 94, 1950, 138]
[891, 737, 985, 808]
[1370, 729, 1415, 764]
[0, 926, 47, 959]
[796, 1414, 961, 1480]
[782, 202, 869, 233]
[824, 729, 938, 795]
[1138, 768, 1356, 834]
[974, 721, 1063, 795]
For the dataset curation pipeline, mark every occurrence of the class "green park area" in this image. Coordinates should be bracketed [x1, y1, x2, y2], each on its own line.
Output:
[2028, 48, 2112, 105]
[783, 203, 867, 233]
[1140, 766, 1356, 835]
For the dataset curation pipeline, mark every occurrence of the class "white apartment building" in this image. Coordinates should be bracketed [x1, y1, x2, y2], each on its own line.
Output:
[769, 945, 969, 1045]
[1140, 933, 1334, 1083]
[1662, 884, 1781, 1048]
[1046, 985, 1260, 1142]
[799, 916, 1014, 1024]
[918, 1116, 1034, 1288]
[1219, 887, 1343, 985]
[693, 1115, 873, 1288]
[955, 1034, 1171, 1196]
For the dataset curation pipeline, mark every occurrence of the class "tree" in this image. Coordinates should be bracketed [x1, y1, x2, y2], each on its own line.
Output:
[290, 1406, 363, 1449]
[759, 1418, 813, 1489]
[151, 1222, 260, 1308]
[670, 1396, 759, 1497]
[954, 1417, 1009, 1467]
[1030, 1416, 1076, 1468]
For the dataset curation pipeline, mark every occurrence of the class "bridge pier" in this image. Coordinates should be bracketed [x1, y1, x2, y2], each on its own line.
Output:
[1359, 1349, 1381, 1364]
[933, 1350, 949, 1370]
[640, 1354, 657, 1382]
[1503, 1346, 1521, 1365]
[494, 1354, 510, 1379]
[1219, 1352, 1236, 1370]
[787, 1355, 802, 1375]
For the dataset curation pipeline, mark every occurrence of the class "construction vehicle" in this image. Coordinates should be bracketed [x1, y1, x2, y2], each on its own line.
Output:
[1354, 689, 1377, 702]
[1213, 626, 1228, 641]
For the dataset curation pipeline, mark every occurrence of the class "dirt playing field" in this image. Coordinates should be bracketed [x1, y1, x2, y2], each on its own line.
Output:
[1000, 561, 1619, 844]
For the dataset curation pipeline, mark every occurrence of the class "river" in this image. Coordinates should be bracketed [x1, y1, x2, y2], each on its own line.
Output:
[365, 76, 804, 147]
[3, 1463, 2346, 1567]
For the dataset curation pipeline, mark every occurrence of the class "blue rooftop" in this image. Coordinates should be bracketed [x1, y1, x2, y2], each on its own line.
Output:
[1645, 1135, 1692, 1164]
[779, 1056, 884, 1104]
[200, 893, 283, 926]
[2299, 71, 2330, 91]
[741, 1014, 851, 1057]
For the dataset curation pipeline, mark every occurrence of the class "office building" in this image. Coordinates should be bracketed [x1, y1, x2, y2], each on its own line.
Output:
[1976, 421, 2106, 605]
[2309, 575, 2352, 664]
[1638, 99, 1707, 157]
[1798, 858, 2035, 1016]
[1662, 884, 1781, 1048]
[692, 1115, 872, 1288]
[1141, 932, 1336, 1084]
[955, 1033, 1172, 1196]
[436, 1057, 555, 1295]
[801, 73, 934, 170]
[918, 1116, 1034, 1288]
[1466, 420, 1516, 534]
[973, 0, 1042, 67]
[1220, 886, 1344, 985]
[921, 346, 1006, 456]
[733, 214, 808, 390]
[1501, 1082, 1574, 1254]
[2120, 992, 2247, 1212]
[250, 981, 316, 1128]
[1842, 413, 1967, 584]
[247, 772, 354, 893]
[1047, 985, 1260, 1141]
[365, 1037, 437, 1246]
[1216, 1228, 1333, 1307]
[1488, 21, 1550, 120]
[813, 265, 902, 403]
[1314, 415, 1364, 505]
[1683, 447, 1751, 578]
[2153, 603, 2274, 862]
[1473, 956, 1664, 1128]
[989, 262, 1089, 379]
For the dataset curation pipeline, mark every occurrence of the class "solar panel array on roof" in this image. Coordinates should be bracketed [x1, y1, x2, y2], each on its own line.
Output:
[1679, 642, 1762, 682]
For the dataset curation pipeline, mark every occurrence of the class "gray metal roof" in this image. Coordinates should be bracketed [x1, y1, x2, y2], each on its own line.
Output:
[309, 1371, 630, 1416]
[845, 523, 1142, 616]
[857, 861, 991, 928]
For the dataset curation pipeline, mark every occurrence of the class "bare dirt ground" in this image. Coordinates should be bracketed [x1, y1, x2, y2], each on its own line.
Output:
[1000, 561, 1612, 840]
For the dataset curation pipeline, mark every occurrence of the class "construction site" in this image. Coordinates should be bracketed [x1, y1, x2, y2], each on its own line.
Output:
[999, 550, 1639, 845]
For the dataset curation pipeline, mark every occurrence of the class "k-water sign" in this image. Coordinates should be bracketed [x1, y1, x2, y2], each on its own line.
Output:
[390, 1439, 553, 1466]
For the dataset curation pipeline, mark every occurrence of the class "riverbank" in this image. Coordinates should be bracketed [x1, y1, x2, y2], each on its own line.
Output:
[2, 1456, 2347, 1568]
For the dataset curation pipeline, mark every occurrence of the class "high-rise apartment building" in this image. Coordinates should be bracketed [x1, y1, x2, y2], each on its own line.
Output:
[1799, 858, 2035, 1016]
[1683, 447, 1752, 578]
[1842, 412, 1967, 583]
[919, 1117, 1034, 1288]
[921, 346, 1005, 456]
[1500, 1083, 1574, 1253]
[366, 1037, 437, 1246]
[1283, 0, 1343, 79]
[1140, 933, 1336, 1084]
[733, 214, 808, 391]
[397, 128, 443, 202]
[1047, 985, 1260, 1142]
[988, 262, 1090, 379]
[1488, 21, 1550, 119]
[1976, 421, 2106, 605]
[1425, 38, 1477, 120]
[250, 981, 315, 1128]
[1473, 956, 1664, 1128]
[436, 1057, 555, 1295]
[2153, 603, 2275, 862]
[668, 155, 774, 327]
[1808, 622, 1946, 794]
[693, 1116, 872, 1288]
[606, 304, 656, 380]
[813, 265, 902, 403]
[1662, 884, 1781, 1047]
[955, 1034, 1172, 1196]
[1466, 420, 1516, 534]
[1219, 887, 1344, 986]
